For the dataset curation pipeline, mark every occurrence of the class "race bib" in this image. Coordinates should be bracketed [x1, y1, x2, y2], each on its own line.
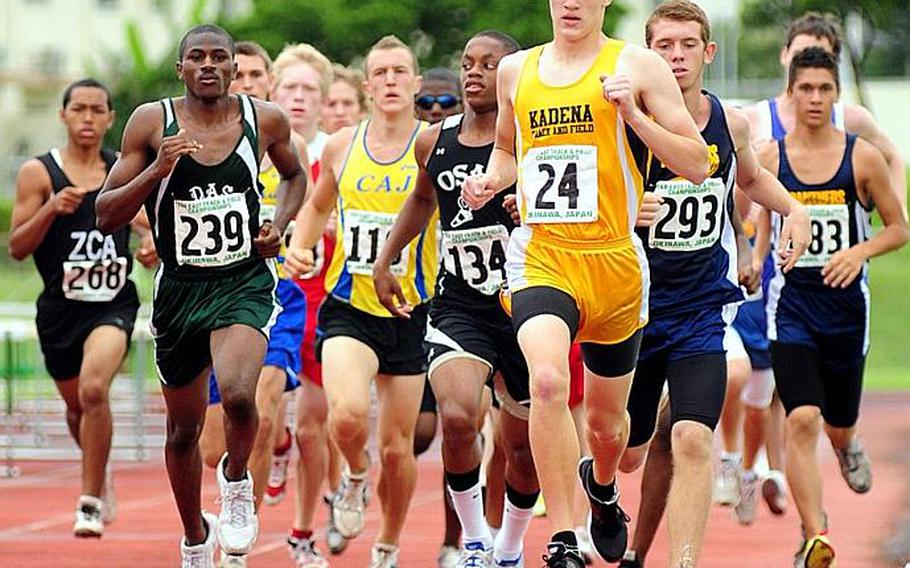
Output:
[649, 178, 726, 251]
[521, 145, 598, 224]
[797, 204, 849, 268]
[259, 203, 277, 225]
[174, 193, 251, 267]
[442, 225, 509, 295]
[62, 258, 128, 302]
[342, 210, 408, 276]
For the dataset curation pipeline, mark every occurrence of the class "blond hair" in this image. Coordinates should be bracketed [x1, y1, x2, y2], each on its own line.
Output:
[272, 43, 333, 96]
[364, 35, 418, 74]
[332, 64, 368, 112]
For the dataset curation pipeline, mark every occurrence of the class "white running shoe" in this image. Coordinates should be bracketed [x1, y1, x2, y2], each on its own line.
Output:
[101, 461, 117, 525]
[264, 428, 293, 506]
[370, 543, 400, 568]
[288, 535, 329, 568]
[181, 511, 218, 568]
[834, 437, 872, 494]
[735, 470, 758, 525]
[219, 553, 247, 568]
[73, 495, 104, 538]
[713, 456, 741, 506]
[438, 544, 460, 568]
[575, 524, 594, 565]
[216, 454, 258, 555]
[332, 466, 368, 539]
[456, 541, 493, 567]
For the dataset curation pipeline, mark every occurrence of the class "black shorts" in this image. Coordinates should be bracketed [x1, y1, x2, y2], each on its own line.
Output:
[627, 352, 727, 448]
[426, 298, 529, 419]
[771, 340, 865, 428]
[419, 377, 437, 414]
[36, 292, 139, 381]
[316, 296, 428, 376]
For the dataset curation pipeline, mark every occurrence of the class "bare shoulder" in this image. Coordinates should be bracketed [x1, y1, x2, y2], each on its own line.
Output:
[843, 102, 876, 132]
[251, 99, 289, 131]
[852, 135, 887, 168]
[617, 42, 663, 74]
[754, 138, 779, 171]
[124, 101, 165, 137]
[415, 122, 444, 165]
[15, 158, 52, 193]
[322, 125, 358, 166]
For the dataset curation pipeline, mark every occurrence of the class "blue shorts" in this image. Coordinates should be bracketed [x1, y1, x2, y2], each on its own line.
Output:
[209, 278, 305, 405]
[638, 306, 732, 363]
[731, 298, 771, 370]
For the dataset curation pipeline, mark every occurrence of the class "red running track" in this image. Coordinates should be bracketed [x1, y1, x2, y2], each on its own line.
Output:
[0, 392, 907, 567]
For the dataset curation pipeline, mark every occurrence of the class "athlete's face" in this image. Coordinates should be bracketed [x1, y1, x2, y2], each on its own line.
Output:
[60, 87, 114, 147]
[229, 54, 271, 100]
[177, 33, 236, 100]
[790, 67, 839, 128]
[549, 0, 610, 40]
[322, 80, 364, 134]
[365, 48, 421, 115]
[415, 78, 461, 124]
[648, 19, 716, 92]
[272, 62, 324, 135]
[781, 34, 835, 69]
[460, 36, 508, 115]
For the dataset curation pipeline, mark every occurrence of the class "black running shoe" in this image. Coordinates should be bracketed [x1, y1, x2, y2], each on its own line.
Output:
[541, 542, 586, 568]
[578, 457, 630, 562]
[618, 550, 642, 568]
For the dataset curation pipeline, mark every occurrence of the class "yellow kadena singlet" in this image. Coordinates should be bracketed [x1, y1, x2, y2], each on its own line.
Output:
[324, 120, 438, 317]
[257, 165, 290, 279]
[506, 39, 649, 344]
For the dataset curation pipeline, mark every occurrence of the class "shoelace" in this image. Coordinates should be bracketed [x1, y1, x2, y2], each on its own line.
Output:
[338, 479, 364, 510]
[269, 453, 291, 485]
[843, 445, 864, 472]
[459, 542, 489, 567]
[182, 547, 207, 568]
[220, 484, 254, 528]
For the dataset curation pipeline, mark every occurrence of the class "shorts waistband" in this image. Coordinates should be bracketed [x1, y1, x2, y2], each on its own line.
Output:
[529, 230, 633, 251]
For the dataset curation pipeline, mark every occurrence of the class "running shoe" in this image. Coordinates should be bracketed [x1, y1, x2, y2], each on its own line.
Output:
[575, 525, 594, 565]
[794, 534, 835, 568]
[73, 495, 104, 538]
[578, 457, 629, 562]
[181, 511, 218, 568]
[456, 540, 493, 567]
[735, 470, 758, 525]
[713, 455, 741, 506]
[219, 554, 246, 568]
[834, 437, 872, 494]
[333, 466, 368, 539]
[370, 543, 399, 568]
[542, 542, 585, 568]
[324, 493, 349, 554]
[761, 469, 789, 516]
[264, 427, 293, 506]
[216, 454, 258, 555]
[618, 550, 642, 568]
[288, 535, 329, 568]
[438, 544, 460, 568]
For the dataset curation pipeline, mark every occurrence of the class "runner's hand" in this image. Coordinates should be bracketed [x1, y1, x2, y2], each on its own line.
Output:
[502, 194, 520, 224]
[822, 247, 865, 289]
[462, 174, 495, 210]
[777, 205, 810, 272]
[601, 74, 636, 122]
[52, 186, 87, 215]
[284, 246, 314, 279]
[636, 192, 663, 227]
[373, 264, 412, 319]
[135, 232, 159, 268]
[254, 221, 281, 258]
[152, 128, 201, 179]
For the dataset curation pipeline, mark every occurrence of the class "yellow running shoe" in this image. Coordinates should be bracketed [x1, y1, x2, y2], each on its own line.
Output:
[533, 494, 547, 517]
[802, 534, 835, 568]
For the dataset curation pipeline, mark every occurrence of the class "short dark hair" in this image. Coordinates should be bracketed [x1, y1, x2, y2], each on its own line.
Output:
[646, 0, 711, 47]
[788, 46, 839, 92]
[787, 12, 842, 59]
[235, 41, 272, 71]
[472, 30, 521, 55]
[178, 24, 235, 60]
[62, 78, 112, 110]
[422, 67, 460, 93]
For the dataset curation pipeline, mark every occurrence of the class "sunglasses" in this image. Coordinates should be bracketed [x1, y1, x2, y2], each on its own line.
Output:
[415, 94, 460, 110]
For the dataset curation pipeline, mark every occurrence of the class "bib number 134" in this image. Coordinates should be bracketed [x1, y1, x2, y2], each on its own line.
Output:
[522, 145, 598, 223]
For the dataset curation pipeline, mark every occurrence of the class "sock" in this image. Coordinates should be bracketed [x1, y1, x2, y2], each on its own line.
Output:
[290, 528, 312, 541]
[587, 468, 617, 504]
[494, 486, 538, 559]
[721, 451, 742, 462]
[275, 427, 292, 454]
[551, 530, 578, 549]
[445, 465, 481, 492]
[448, 479, 492, 546]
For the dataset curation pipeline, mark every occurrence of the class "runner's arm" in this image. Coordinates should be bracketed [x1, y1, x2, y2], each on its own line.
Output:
[624, 47, 708, 184]
[97, 103, 192, 234]
[8, 159, 57, 260]
[845, 104, 907, 213]
[851, 141, 909, 259]
[288, 129, 347, 251]
[261, 103, 309, 235]
[375, 126, 440, 271]
[485, 54, 521, 193]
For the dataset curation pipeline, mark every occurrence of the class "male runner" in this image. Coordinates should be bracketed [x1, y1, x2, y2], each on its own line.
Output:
[737, 12, 908, 516]
[613, 3, 809, 566]
[414, 68, 463, 125]
[190, 41, 310, 568]
[322, 65, 368, 135]
[95, 25, 307, 567]
[285, 35, 437, 568]
[9, 78, 153, 538]
[375, 31, 541, 568]
[462, 1, 711, 565]
[759, 47, 907, 567]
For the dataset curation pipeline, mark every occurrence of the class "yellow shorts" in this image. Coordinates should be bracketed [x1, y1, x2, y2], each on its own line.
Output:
[504, 226, 649, 344]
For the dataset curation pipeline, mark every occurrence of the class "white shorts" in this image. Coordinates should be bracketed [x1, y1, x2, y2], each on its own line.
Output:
[741, 368, 775, 409]
[723, 324, 748, 362]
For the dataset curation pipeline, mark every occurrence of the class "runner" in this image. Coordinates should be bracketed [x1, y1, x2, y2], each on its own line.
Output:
[616, 3, 809, 566]
[374, 30, 541, 568]
[95, 25, 308, 568]
[414, 67, 463, 124]
[190, 41, 311, 568]
[759, 46, 908, 567]
[461, 1, 712, 564]
[9, 78, 153, 538]
[322, 65, 368, 135]
[285, 35, 438, 568]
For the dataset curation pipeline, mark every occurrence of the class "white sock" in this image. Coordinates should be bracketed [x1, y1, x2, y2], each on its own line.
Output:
[449, 482, 492, 546]
[494, 496, 534, 559]
[721, 451, 742, 463]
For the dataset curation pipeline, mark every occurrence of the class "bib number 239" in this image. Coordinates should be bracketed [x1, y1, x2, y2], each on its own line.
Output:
[522, 145, 597, 223]
[175, 194, 251, 267]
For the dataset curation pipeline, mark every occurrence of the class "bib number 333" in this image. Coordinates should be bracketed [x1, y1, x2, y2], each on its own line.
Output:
[522, 145, 598, 223]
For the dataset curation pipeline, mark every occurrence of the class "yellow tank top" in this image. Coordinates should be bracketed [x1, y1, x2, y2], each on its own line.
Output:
[325, 120, 438, 317]
[514, 40, 645, 245]
[257, 165, 290, 279]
